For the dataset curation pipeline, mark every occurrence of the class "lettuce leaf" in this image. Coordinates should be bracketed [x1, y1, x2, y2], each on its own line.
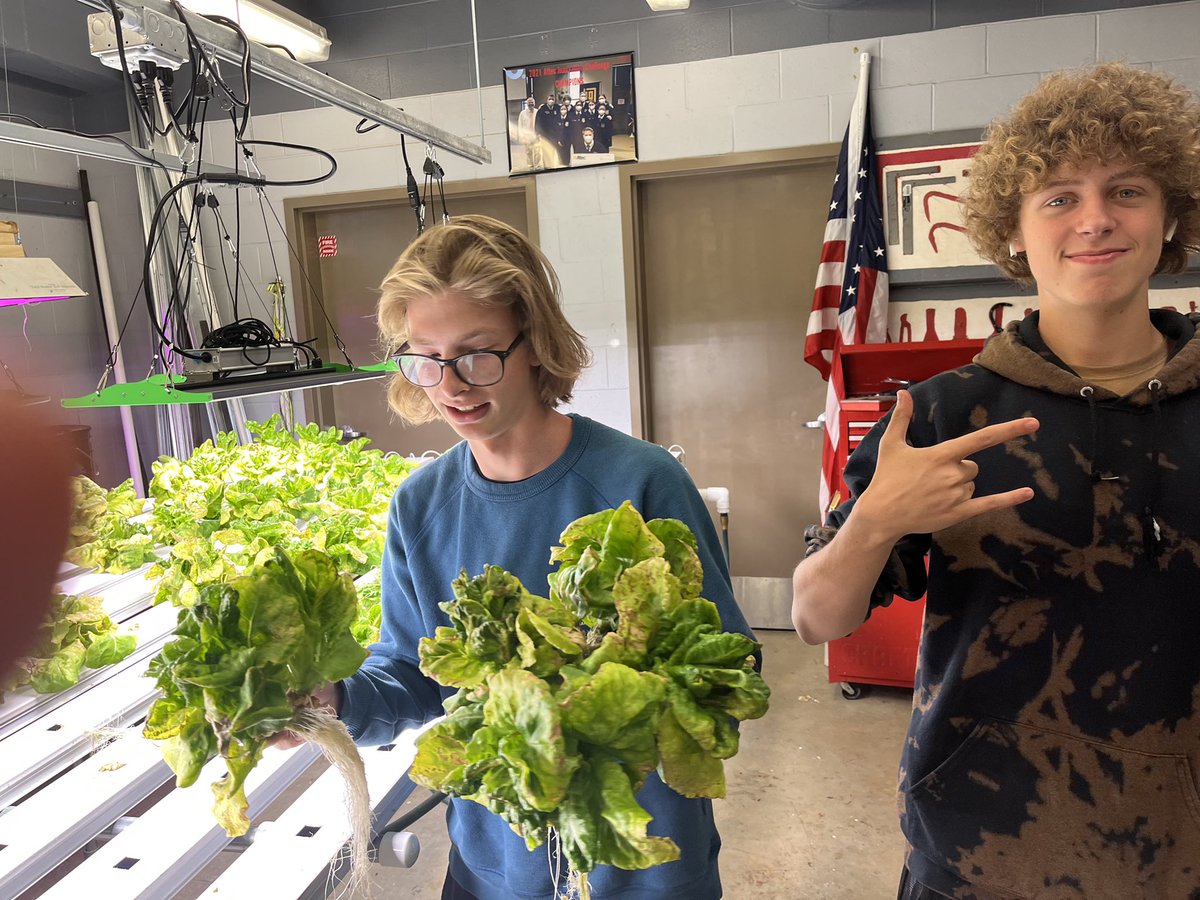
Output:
[142, 548, 369, 836]
[412, 502, 770, 878]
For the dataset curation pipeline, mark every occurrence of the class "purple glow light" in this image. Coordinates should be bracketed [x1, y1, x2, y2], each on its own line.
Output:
[0, 295, 70, 308]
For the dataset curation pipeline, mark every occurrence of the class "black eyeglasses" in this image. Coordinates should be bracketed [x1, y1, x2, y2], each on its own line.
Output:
[392, 333, 525, 387]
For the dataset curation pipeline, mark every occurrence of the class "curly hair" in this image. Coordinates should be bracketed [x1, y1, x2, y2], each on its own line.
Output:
[376, 215, 592, 424]
[962, 62, 1200, 283]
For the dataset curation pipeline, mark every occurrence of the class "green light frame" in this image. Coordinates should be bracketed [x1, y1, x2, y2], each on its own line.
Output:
[62, 362, 398, 408]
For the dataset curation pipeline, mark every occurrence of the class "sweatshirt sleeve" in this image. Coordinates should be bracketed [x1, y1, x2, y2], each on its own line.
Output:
[338, 489, 445, 746]
[640, 454, 758, 655]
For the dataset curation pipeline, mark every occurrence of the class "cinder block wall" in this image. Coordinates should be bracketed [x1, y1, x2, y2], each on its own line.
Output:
[0, 81, 152, 486]
[200, 1, 1200, 435]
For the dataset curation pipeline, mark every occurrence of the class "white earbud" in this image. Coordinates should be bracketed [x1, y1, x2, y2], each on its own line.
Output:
[1165, 220, 1177, 242]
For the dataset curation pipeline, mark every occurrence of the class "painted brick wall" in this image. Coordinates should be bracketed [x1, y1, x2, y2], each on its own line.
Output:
[197, 2, 1200, 437]
[0, 83, 153, 487]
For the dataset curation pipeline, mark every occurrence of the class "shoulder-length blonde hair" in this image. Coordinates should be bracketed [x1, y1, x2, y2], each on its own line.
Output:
[377, 215, 592, 424]
[963, 62, 1200, 283]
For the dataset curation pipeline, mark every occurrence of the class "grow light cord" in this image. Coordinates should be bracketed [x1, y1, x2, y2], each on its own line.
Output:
[378, 789, 447, 834]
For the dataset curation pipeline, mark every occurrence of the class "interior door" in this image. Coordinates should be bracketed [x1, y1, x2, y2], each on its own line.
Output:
[637, 159, 835, 591]
[298, 189, 530, 456]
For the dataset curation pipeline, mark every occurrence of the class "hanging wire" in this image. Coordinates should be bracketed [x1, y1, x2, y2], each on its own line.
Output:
[423, 144, 449, 226]
[0, 2, 18, 227]
[257, 190, 354, 366]
[470, 0, 483, 143]
[401, 133, 424, 234]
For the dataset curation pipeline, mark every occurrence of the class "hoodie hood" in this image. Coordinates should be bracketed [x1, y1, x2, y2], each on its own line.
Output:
[975, 307, 1200, 405]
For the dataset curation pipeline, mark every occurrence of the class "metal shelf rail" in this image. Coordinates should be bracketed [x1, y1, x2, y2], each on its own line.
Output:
[0, 566, 428, 899]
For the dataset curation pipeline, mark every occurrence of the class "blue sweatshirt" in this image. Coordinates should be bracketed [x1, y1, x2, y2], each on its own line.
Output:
[339, 414, 753, 900]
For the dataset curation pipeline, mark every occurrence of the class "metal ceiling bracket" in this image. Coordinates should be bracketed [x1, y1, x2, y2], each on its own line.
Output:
[0, 120, 237, 176]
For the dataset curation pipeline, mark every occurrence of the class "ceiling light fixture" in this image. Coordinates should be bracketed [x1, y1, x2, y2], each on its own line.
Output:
[177, 0, 331, 62]
[646, 0, 691, 9]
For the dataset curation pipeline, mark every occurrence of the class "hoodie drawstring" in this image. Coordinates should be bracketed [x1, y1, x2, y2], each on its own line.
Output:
[1144, 379, 1164, 562]
[1079, 386, 1118, 483]
[1082, 381, 1165, 563]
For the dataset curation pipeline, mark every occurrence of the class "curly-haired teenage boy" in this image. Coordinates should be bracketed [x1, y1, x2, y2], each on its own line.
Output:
[792, 62, 1200, 898]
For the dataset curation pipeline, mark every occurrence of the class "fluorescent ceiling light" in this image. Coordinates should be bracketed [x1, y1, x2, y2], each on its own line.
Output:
[177, 0, 331, 62]
[646, 0, 691, 9]
[0, 258, 86, 307]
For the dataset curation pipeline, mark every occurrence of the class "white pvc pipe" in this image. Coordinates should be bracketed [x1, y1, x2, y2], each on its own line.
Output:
[376, 830, 421, 868]
[699, 486, 730, 515]
[87, 200, 145, 495]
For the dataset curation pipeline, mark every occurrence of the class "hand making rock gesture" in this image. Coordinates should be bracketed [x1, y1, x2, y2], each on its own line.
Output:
[853, 390, 1039, 540]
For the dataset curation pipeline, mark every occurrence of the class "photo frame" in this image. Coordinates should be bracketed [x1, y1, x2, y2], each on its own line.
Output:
[503, 52, 638, 176]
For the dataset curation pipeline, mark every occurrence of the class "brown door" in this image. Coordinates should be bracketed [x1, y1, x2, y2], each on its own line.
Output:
[637, 159, 835, 583]
[296, 189, 531, 456]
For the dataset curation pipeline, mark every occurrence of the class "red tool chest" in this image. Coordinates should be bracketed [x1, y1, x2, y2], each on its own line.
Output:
[826, 339, 984, 698]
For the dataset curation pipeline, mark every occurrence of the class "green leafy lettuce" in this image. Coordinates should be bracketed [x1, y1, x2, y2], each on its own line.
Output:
[3, 592, 138, 697]
[410, 501, 769, 882]
[66, 478, 156, 573]
[143, 548, 368, 836]
[66, 417, 413, 608]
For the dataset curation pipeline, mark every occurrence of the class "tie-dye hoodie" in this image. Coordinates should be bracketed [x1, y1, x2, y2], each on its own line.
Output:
[807, 308, 1200, 899]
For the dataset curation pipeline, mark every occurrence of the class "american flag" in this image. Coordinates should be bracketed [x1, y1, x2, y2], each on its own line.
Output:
[803, 57, 889, 516]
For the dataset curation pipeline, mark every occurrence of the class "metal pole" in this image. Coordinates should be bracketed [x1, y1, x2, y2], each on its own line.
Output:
[86, 200, 145, 495]
[471, 0, 483, 145]
[123, 88, 192, 459]
[0, 120, 236, 175]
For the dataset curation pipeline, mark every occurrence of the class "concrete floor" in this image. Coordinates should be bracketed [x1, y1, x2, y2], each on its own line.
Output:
[338, 630, 915, 900]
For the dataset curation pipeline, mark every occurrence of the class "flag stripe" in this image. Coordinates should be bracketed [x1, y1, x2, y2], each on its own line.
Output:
[802, 72, 889, 517]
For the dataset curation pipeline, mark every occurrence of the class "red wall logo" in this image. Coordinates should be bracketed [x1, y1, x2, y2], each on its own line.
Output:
[317, 235, 337, 257]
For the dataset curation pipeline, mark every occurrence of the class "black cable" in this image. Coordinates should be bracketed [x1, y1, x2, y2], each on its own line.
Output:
[168, 1, 251, 137]
[257, 194, 353, 366]
[380, 791, 448, 836]
[213, 209, 239, 318]
[163, 191, 203, 354]
[202, 14, 252, 138]
[257, 188, 282, 280]
[0, 113, 171, 175]
[263, 43, 298, 60]
[103, 0, 159, 136]
[210, 198, 284, 330]
[202, 318, 317, 366]
[232, 140, 338, 184]
[401, 134, 423, 233]
[422, 152, 447, 227]
[143, 175, 239, 360]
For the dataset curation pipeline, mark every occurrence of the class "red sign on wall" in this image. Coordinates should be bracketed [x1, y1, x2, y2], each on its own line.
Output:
[317, 235, 337, 257]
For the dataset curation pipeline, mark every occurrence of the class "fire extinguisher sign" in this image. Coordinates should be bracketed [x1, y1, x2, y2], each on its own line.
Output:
[318, 235, 338, 257]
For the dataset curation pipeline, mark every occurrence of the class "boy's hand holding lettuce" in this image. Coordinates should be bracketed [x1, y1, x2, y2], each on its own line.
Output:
[410, 502, 769, 895]
[142, 548, 375, 892]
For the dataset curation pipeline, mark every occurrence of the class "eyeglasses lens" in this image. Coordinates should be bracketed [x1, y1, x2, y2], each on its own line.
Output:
[458, 353, 503, 386]
[397, 351, 506, 387]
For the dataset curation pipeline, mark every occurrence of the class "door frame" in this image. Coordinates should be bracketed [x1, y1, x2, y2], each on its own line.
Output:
[282, 177, 538, 427]
[617, 145, 839, 439]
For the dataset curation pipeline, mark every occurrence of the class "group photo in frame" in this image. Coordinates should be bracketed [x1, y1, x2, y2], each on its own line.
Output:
[503, 51, 638, 176]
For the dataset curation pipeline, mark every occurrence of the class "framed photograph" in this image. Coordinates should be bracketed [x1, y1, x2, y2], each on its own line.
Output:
[502, 51, 638, 176]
